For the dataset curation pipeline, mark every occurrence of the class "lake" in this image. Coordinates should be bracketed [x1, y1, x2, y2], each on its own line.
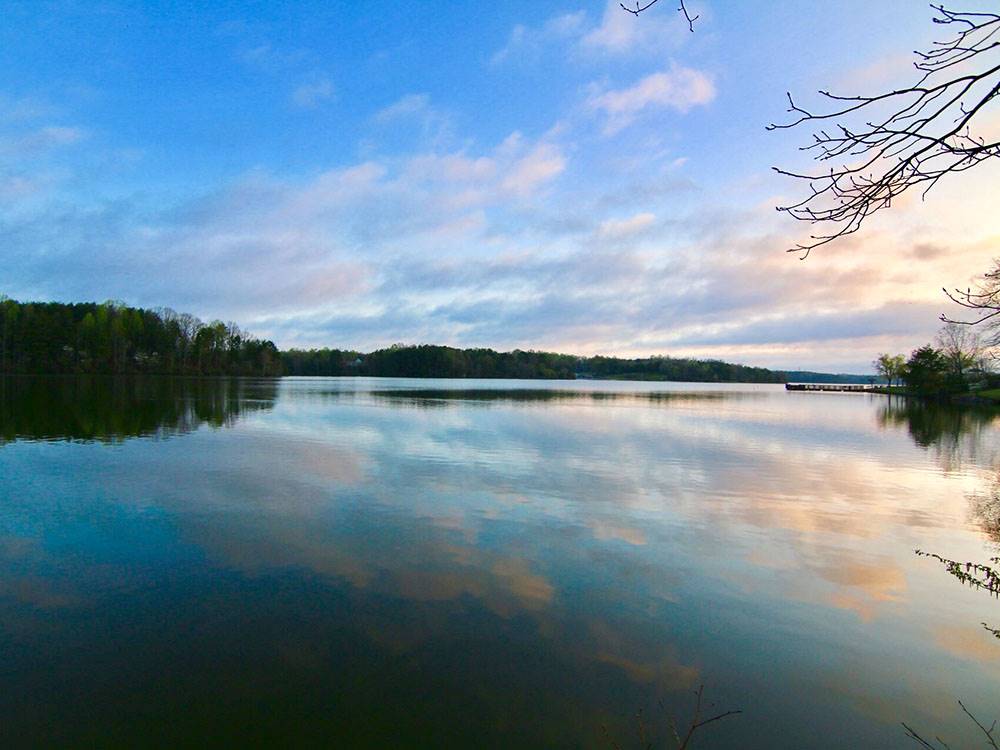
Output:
[1, 376, 998, 747]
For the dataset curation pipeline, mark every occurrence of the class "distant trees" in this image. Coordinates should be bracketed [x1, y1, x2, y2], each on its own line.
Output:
[874, 353, 906, 390]
[0, 298, 282, 376]
[283, 345, 579, 380]
[580, 354, 781, 383]
[282, 345, 786, 383]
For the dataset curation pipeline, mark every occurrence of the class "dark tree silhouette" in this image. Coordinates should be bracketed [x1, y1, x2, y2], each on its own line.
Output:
[768, 5, 1000, 257]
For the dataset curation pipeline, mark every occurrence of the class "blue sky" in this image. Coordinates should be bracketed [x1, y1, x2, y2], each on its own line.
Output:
[2, 0, 998, 371]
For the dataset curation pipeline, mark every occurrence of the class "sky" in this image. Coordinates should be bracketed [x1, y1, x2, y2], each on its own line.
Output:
[1, 0, 998, 372]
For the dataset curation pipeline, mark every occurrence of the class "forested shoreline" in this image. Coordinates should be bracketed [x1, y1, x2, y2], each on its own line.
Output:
[0, 299, 282, 375]
[282, 345, 785, 382]
[2, 297, 796, 382]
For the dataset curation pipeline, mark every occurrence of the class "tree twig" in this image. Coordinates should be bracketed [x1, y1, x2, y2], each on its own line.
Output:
[619, 0, 699, 32]
[770, 5, 1000, 256]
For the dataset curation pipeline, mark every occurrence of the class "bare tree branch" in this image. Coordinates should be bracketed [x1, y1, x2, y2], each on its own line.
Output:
[672, 685, 741, 750]
[619, 0, 699, 32]
[619, 0, 661, 16]
[604, 684, 739, 749]
[941, 259, 1000, 344]
[904, 699, 999, 749]
[678, 0, 698, 33]
[770, 5, 1000, 257]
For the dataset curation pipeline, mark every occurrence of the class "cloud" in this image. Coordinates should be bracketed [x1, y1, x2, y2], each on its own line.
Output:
[837, 53, 916, 93]
[491, 2, 695, 68]
[580, 0, 690, 56]
[500, 143, 566, 195]
[597, 212, 656, 239]
[237, 42, 307, 72]
[6, 138, 992, 372]
[0, 94, 58, 123]
[911, 242, 946, 261]
[291, 78, 334, 108]
[3, 72, 995, 373]
[373, 94, 454, 149]
[1, 130, 570, 325]
[0, 173, 52, 201]
[588, 65, 716, 133]
[1, 125, 85, 155]
[375, 93, 432, 122]
[490, 11, 587, 66]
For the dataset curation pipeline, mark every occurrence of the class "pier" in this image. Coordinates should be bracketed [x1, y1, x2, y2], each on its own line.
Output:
[785, 383, 879, 392]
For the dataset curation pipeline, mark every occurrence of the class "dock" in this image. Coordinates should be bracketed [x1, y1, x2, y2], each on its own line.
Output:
[785, 383, 879, 392]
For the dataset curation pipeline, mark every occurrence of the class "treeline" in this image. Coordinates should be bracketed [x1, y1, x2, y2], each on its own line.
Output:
[282, 344, 786, 383]
[1, 297, 793, 383]
[282, 345, 578, 379]
[583, 355, 783, 383]
[0, 298, 282, 375]
[875, 322, 997, 396]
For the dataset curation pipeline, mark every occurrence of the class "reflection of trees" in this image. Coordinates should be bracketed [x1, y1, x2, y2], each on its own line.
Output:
[368, 389, 757, 408]
[0, 376, 277, 444]
[970, 478, 1000, 545]
[876, 398, 999, 472]
[904, 699, 1000, 749]
[602, 685, 740, 750]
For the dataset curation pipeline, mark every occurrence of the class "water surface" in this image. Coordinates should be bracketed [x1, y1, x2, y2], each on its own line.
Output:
[1, 376, 999, 747]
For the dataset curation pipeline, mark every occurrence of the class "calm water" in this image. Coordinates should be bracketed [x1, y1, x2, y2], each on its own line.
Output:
[1, 376, 999, 747]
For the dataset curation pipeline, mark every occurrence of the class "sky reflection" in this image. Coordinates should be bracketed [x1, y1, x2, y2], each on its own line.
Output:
[1, 377, 998, 747]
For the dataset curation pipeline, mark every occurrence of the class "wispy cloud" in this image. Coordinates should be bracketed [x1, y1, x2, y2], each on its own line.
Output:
[598, 212, 655, 239]
[375, 93, 433, 122]
[500, 142, 566, 196]
[588, 65, 716, 133]
[490, 11, 587, 66]
[373, 93, 454, 149]
[491, 2, 695, 67]
[237, 42, 308, 72]
[0, 125, 85, 155]
[7, 107, 994, 372]
[291, 78, 334, 108]
[0, 94, 58, 123]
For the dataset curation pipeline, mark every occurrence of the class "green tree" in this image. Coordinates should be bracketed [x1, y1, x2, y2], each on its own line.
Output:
[873, 353, 906, 391]
[903, 346, 948, 396]
[0, 298, 281, 376]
